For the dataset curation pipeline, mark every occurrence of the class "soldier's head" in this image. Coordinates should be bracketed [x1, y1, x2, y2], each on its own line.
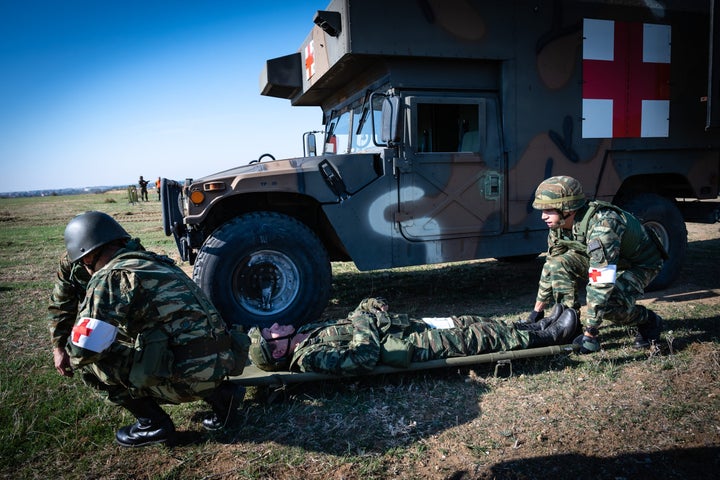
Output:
[248, 323, 297, 371]
[64, 211, 130, 270]
[532, 176, 586, 228]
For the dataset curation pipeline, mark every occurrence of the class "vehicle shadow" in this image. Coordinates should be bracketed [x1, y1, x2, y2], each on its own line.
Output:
[470, 446, 720, 480]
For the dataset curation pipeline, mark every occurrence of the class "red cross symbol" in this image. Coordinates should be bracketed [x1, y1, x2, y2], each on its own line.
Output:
[583, 21, 670, 137]
[305, 41, 315, 80]
[588, 269, 602, 282]
[72, 318, 93, 343]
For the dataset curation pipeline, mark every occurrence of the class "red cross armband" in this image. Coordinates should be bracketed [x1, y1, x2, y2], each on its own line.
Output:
[70, 317, 118, 353]
[588, 265, 617, 284]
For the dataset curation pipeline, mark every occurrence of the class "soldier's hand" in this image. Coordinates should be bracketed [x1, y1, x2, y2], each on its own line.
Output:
[572, 327, 601, 354]
[524, 309, 544, 323]
[359, 297, 389, 314]
[53, 347, 74, 377]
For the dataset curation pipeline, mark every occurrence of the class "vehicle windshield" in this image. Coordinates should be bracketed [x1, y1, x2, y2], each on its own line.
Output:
[324, 95, 384, 154]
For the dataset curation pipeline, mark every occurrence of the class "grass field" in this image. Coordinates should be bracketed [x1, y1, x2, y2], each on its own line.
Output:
[0, 191, 718, 479]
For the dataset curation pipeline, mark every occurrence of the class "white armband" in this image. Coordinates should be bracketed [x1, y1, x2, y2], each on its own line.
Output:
[71, 317, 118, 353]
[588, 265, 617, 284]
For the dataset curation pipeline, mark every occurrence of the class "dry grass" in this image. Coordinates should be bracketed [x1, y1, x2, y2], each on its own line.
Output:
[0, 192, 718, 479]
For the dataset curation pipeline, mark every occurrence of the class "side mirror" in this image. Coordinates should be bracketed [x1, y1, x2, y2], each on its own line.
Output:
[303, 131, 320, 156]
[370, 93, 402, 147]
[381, 96, 402, 144]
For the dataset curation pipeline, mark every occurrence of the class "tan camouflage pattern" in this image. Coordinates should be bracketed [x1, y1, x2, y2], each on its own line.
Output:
[164, 1, 718, 330]
[536, 201, 663, 328]
[179, 1, 717, 275]
[68, 248, 242, 405]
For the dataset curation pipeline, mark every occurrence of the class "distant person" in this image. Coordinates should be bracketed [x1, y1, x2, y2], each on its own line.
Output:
[138, 176, 149, 202]
[54, 211, 249, 447]
[525, 176, 666, 354]
[249, 297, 578, 374]
[155, 177, 161, 201]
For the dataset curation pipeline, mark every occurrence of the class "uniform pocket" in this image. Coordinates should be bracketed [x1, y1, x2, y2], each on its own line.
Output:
[129, 327, 174, 388]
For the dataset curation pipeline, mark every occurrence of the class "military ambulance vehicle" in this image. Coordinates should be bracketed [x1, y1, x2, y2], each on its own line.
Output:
[162, 0, 720, 328]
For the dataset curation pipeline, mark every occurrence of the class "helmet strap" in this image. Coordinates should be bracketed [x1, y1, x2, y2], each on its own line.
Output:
[80, 250, 101, 272]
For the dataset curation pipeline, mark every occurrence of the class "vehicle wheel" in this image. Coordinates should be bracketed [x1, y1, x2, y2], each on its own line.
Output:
[193, 212, 332, 329]
[617, 193, 686, 291]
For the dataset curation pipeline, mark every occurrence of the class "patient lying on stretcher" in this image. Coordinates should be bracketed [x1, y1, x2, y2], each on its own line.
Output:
[248, 298, 579, 375]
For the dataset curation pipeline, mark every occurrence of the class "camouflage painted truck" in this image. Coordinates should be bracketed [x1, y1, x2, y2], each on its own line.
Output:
[162, 0, 720, 329]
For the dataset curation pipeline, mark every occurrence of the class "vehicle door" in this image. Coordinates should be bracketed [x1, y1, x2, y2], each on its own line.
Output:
[397, 95, 504, 240]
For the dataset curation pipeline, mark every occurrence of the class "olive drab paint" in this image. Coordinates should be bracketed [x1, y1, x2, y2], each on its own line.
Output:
[162, 0, 720, 328]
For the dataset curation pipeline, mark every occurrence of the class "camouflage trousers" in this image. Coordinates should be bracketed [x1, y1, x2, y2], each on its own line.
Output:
[78, 349, 223, 409]
[536, 250, 660, 327]
[407, 317, 530, 362]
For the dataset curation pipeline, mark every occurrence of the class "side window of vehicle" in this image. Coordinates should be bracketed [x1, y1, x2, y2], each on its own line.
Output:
[351, 97, 384, 152]
[416, 102, 482, 153]
[325, 111, 351, 154]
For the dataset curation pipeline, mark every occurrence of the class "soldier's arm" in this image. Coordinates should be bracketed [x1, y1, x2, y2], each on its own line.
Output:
[584, 211, 626, 325]
[68, 269, 135, 367]
[48, 256, 83, 349]
[294, 313, 382, 375]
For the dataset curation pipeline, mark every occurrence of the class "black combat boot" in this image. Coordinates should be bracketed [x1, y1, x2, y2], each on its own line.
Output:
[527, 308, 579, 347]
[634, 310, 663, 348]
[115, 398, 175, 448]
[515, 304, 565, 331]
[202, 381, 246, 431]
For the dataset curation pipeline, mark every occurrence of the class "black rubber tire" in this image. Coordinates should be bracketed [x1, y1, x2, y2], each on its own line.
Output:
[193, 212, 331, 329]
[617, 193, 687, 291]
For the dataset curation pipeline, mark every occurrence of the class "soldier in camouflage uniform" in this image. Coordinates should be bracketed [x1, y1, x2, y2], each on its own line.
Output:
[55, 211, 249, 447]
[527, 176, 665, 353]
[49, 237, 143, 377]
[248, 297, 579, 374]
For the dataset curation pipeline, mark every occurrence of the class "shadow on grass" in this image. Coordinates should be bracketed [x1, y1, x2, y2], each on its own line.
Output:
[470, 446, 720, 480]
[190, 370, 492, 455]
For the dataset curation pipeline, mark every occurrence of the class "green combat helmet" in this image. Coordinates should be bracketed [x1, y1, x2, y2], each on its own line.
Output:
[532, 176, 587, 212]
[64, 211, 131, 262]
[248, 328, 291, 371]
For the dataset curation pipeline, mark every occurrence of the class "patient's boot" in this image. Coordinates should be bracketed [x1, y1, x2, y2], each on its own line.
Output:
[527, 308, 578, 347]
[516, 304, 565, 331]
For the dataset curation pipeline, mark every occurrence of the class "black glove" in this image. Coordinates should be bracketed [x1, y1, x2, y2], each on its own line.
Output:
[572, 326, 601, 354]
[525, 309, 544, 323]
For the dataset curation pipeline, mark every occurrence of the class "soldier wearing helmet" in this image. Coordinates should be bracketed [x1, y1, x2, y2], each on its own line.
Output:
[248, 297, 579, 374]
[54, 211, 249, 447]
[526, 176, 666, 353]
[50, 213, 145, 379]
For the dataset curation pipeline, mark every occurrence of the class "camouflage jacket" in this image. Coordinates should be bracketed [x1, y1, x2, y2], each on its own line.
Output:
[67, 248, 239, 386]
[290, 312, 382, 375]
[547, 201, 663, 321]
[48, 238, 143, 349]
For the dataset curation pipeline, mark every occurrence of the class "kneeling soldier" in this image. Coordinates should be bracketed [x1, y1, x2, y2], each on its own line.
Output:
[55, 211, 249, 447]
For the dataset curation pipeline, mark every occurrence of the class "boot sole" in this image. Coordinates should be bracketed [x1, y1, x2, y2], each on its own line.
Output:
[115, 435, 174, 448]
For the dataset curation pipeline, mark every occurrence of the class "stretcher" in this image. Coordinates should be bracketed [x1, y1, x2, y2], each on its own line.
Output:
[233, 344, 574, 387]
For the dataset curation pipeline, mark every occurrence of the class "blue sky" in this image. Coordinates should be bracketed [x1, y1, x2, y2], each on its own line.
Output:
[0, 1, 328, 193]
